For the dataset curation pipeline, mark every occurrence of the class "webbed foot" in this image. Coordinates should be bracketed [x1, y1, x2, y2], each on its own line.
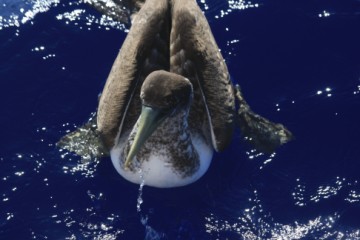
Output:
[56, 113, 108, 161]
[234, 84, 293, 153]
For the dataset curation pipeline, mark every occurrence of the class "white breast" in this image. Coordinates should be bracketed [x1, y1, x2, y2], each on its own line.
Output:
[110, 133, 213, 188]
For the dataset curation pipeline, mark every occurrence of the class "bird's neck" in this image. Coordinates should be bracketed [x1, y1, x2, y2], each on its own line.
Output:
[123, 106, 200, 177]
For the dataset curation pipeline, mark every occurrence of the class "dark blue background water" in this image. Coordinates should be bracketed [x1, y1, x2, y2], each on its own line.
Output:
[1, 0, 360, 239]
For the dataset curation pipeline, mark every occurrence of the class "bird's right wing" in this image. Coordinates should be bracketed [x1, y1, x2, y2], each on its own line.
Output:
[97, 0, 170, 150]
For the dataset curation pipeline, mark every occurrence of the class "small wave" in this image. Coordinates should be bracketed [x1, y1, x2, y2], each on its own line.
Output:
[0, 0, 60, 29]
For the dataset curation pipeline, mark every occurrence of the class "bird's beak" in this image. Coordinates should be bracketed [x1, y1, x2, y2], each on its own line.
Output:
[124, 105, 170, 169]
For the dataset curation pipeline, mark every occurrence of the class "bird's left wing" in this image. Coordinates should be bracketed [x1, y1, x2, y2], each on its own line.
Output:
[170, 0, 235, 152]
[170, 0, 292, 153]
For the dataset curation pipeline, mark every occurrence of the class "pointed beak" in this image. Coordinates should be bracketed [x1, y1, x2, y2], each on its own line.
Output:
[124, 105, 171, 170]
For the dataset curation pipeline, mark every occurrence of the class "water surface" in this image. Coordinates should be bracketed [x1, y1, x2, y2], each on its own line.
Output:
[1, 0, 360, 239]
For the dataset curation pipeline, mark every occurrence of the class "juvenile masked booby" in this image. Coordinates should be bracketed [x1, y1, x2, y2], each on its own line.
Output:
[58, 0, 292, 188]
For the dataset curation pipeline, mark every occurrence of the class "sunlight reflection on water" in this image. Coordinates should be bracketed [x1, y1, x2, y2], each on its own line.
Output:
[1, 0, 360, 239]
[0, 0, 60, 29]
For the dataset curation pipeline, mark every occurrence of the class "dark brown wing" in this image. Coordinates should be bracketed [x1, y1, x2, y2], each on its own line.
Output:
[170, 0, 235, 152]
[97, 0, 170, 150]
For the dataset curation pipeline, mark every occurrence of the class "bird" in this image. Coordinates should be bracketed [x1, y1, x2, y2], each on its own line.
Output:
[58, 0, 292, 188]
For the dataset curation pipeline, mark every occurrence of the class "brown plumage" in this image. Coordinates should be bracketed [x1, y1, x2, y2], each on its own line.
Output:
[58, 0, 292, 187]
[97, 0, 236, 153]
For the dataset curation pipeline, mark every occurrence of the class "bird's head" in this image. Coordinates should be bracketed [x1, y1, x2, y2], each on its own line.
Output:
[124, 70, 193, 169]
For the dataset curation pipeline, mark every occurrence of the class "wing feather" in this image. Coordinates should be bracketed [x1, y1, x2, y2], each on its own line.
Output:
[97, 0, 170, 149]
[170, 0, 235, 151]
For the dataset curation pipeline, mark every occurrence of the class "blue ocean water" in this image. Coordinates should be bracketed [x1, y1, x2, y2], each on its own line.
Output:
[1, 0, 360, 239]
